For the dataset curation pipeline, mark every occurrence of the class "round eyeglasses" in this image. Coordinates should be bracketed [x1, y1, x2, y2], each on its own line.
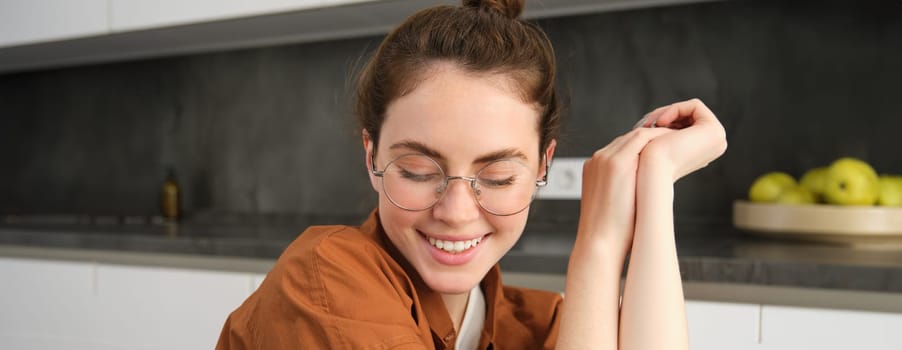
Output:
[372, 154, 547, 216]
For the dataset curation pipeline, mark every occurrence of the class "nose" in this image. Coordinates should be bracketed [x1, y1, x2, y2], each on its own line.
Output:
[432, 178, 481, 225]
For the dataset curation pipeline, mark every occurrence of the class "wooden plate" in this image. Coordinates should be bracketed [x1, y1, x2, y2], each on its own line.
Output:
[733, 200, 902, 247]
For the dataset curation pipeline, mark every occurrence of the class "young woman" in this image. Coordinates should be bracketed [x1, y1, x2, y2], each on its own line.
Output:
[217, 0, 727, 349]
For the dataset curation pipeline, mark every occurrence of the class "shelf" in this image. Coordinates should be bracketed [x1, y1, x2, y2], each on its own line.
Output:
[0, 0, 723, 74]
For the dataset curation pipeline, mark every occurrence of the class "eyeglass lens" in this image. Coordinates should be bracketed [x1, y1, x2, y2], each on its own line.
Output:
[380, 154, 538, 215]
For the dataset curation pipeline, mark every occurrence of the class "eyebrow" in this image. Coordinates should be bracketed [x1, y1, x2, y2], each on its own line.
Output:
[473, 148, 529, 164]
[388, 140, 529, 164]
[389, 140, 444, 160]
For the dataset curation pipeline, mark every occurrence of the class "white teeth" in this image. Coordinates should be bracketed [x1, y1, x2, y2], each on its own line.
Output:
[426, 236, 484, 254]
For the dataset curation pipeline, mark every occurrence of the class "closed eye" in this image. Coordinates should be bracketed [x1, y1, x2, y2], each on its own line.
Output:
[400, 168, 441, 182]
[480, 176, 516, 187]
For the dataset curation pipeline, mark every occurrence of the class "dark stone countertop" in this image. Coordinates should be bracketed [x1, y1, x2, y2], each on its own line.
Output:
[1, 214, 901, 295]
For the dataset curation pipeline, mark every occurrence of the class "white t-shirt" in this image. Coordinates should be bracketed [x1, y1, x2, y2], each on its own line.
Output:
[455, 285, 486, 350]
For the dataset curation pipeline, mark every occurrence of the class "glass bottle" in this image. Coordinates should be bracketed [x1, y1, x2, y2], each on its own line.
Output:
[161, 168, 180, 221]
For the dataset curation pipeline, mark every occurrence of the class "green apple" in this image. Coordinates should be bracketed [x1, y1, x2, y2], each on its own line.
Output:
[775, 185, 817, 205]
[749, 172, 797, 203]
[823, 157, 880, 206]
[877, 175, 902, 206]
[799, 167, 829, 201]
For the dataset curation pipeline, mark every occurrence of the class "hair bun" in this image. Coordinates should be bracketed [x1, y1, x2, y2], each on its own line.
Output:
[463, 0, 524, 19]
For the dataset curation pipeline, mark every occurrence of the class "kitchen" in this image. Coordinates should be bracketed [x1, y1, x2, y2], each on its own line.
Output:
[1, 0, 901, 349]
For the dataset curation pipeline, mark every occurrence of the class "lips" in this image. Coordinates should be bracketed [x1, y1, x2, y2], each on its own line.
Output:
[417, 230, 489, 265]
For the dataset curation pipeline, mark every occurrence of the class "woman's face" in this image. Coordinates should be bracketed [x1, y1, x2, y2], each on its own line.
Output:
[365, 63, 554, 295]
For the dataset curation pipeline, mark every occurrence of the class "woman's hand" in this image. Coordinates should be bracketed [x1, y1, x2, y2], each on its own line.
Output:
[560, 98, 723, 350]
[560, 99, 721, 350]
[617, 98, 724, 350]
[562, 123, 673, 350]
[577, 126, 674, 254]
[636, 98, 728, 182]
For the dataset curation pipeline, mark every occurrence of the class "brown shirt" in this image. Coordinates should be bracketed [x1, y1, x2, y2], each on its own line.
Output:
[216, 210, 562, 349]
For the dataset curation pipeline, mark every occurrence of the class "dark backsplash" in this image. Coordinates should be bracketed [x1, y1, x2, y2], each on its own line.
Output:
[1, 0, 900, 228]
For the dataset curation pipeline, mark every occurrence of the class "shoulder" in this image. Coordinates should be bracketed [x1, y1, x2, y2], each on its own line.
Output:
[491, 284, 563, 348]
[284, 224, 385, 264]
[273, 224, 411, 300]
[220, 223, 425, 348]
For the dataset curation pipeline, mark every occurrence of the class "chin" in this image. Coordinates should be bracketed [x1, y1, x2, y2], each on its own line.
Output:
[418, 267, 486, 295]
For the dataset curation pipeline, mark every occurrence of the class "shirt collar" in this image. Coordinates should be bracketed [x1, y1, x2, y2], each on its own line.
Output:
[479, 265, 502, 348]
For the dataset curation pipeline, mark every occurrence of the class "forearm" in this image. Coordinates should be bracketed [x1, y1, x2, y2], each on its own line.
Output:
[556, 234, 627, 350]
[619, 159, 688, 350]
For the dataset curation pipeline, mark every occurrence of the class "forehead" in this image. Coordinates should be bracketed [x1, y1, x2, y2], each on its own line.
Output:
[380, 65, 542, 163]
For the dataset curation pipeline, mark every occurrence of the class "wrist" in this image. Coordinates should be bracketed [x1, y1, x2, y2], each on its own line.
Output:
[639, 150, 677, 184]
[572, 230, 629, 263]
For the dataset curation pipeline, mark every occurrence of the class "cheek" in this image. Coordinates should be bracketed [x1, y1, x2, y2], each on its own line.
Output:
[487, 213, 528, 244]
[378, 194, 420, 237]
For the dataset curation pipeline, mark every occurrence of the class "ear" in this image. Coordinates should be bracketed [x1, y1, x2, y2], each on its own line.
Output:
[540, 139, 557, 179]
[362, 130, 380, 193]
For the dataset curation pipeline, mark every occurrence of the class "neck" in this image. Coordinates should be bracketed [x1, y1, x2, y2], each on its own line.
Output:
[441, 291, 471, 331]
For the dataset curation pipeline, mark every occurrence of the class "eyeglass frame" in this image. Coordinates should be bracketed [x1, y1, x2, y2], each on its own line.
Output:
[370, 152, 549, 216]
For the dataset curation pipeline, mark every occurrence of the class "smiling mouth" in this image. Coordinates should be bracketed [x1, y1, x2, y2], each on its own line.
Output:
[421, 233, 486, 254]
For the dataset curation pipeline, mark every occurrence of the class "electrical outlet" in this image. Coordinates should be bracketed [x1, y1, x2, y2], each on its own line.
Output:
[536, 157, 586, 200]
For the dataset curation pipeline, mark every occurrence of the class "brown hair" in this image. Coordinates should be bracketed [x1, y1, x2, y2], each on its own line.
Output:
[355, 0, 560, 158]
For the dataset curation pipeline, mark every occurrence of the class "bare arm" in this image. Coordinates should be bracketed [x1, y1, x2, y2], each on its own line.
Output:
[556, 126, 674, 349]
[618, 156, 686, 349]
[620, 99, 727, 349]
[557, 99, 726, 349]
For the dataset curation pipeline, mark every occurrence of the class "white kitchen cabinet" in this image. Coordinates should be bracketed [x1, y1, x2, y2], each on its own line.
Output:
[0, 0, 108, 48]
[94, 264, 253, 350]
[760, 305, 902, 350]
[13, 254, 902, 349]
[686, 300, 761, 350]
[0, 256, 258, 350]
[110, 0, 376, 32]
[0, 257, 108, 350]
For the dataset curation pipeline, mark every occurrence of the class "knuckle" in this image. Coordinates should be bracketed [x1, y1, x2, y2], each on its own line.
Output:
[625, 128, 647, 141]
[592, 149, 607, 160]
[596, 152, 615, 165]
[582, 158, 593, 172]
[590, 149, 630, 170]
[635, 127, 655, 137]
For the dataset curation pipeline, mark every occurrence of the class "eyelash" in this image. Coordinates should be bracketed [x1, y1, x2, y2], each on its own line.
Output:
[481, 176, 516, 187]
[399, 169, 440, 182]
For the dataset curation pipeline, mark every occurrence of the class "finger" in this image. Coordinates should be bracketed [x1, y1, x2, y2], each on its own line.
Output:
[655, 98, 718, 129]
[632, 105, 670, 129]
[647, 118, 727, 179]
[669, 98, 727, 143]
[601, 122, 650, 154]
[592, 127, 670, 167]
[612, 127, 675, 157]
[599, 133, 630, 155]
